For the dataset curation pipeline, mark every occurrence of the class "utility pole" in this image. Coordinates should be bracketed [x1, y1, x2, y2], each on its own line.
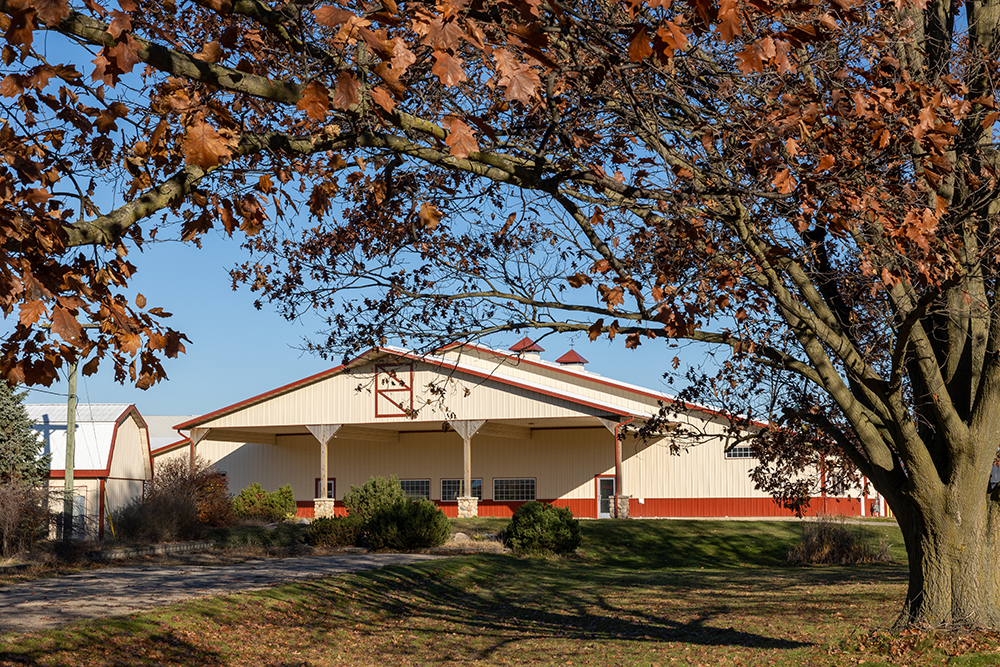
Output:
[61, 323, 98, 542]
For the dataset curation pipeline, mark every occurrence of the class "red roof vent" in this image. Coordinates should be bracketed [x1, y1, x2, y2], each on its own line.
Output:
[556, 350, 589, 365]
[509, 337, 545, 353]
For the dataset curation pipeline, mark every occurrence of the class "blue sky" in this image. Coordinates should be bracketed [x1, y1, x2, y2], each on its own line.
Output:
[16, 231, 713, 419]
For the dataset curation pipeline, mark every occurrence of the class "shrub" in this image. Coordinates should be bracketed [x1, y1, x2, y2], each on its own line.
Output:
[505, 501, 581, 555]
[786, 517, 892, 565]
[343, 475, 406, 523]
[195, 470, 235, 527]
[307, 514, 364, 547]
[111, 457, 233, 543]
[112, 490, 201, 543]
[0, 481, 50, 556]
[366, 499, 450, 551]
[231, 482, 296, 522]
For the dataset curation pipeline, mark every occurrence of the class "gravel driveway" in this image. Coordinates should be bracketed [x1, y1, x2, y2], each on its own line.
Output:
[0, 553, 442, 635]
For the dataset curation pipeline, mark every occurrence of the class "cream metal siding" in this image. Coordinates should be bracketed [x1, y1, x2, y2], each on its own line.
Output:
[151, 444, 191, 472]
[108, 413, 151, 481]
[198, 361, 618, 431]
[47, 480, 100, 540]
[197, 437, 318, 500]
[197, 427, 617, 503]
[622, 413, 767, 499]
[105, 478, 145, 516]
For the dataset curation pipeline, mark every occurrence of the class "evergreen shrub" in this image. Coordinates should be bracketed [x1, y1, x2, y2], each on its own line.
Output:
[505, 501, 581, 555]
[307, 514, 364, 547]
[342, 475, 406, 523]
[365, 499, 450, 551]
[231, 482, 296, 522]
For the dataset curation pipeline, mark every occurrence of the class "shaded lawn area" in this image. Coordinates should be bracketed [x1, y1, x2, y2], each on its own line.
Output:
[3, 520, 999, 666]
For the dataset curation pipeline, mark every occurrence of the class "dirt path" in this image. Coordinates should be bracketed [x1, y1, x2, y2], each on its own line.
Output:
[0, 552, 442, 635]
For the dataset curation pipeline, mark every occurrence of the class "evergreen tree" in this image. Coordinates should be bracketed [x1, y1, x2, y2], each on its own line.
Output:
[0, 384, 48, 485]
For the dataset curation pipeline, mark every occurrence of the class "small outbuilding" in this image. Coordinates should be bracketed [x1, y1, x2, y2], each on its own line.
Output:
[163, 342, 874, 519]
[28, 403, 151, 540]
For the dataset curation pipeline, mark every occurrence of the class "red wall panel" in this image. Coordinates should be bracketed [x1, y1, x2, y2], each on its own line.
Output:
[628, 496, 861, 518]
[297, 496, 861, 519]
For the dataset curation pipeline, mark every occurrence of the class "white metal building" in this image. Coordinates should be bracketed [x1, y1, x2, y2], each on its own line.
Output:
[29, 403, 151, 539]
[161, 341, 868, 519]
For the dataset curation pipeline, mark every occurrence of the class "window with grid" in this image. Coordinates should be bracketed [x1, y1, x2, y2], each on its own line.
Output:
[441, 479, 482, 501]
[493, 478, 535, 501]
[400, 479, 431, 500]
[725, 446, 755, 459]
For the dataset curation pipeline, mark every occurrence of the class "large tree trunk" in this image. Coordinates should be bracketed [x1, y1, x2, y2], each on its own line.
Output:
[893, 489, 1000, 628]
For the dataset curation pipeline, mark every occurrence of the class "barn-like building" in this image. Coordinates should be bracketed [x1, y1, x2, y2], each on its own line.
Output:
[157, 341, 877, 519]
[28, 403, 152, 539]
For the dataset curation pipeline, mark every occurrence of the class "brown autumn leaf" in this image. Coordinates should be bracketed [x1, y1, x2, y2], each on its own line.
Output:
[218, 198, 237, 233]
[445, 116, 478, 159]
[201, 0, 232, 12]
[314, 5, 353, 26]
[567, 273, 592, 288]
[332, 72, 359, 109]
[432, 50, 467, 86]
[371, 86, 396, 113]
[588, 318, 605, 341]
[82, 356, 100, 376]
[257, 173, 275, 194]
[18, 299, 47, 327]
[6, 8, 35, 53]
[501, 65, 540, 104]
[0, 74, 22, 97]
[773, 167, 796, 193]
[106, 9, 131, 38]
[50, 305, 82, 342]
[136, 293, 146, 308]
[297, 80, 330, 120]
[815, 154, 836, 173]
[718, 0, 742, 42]
[419, 202, 442, 229]
[34, 0, 71, 25]
[390, 37, 417, 72]
[110, 34, 142, 74]
[193, 40, 223, 63]
[182, 117, 233, 169]
[628, 26, 653, 62]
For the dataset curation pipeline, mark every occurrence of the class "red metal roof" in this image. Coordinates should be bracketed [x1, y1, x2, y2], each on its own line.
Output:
[509, 337, 545, 353]
[556, 350, 589, 364]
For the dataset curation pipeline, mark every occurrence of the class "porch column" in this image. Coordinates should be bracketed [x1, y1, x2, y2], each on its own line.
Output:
[449, 419, 485, 518]
[307, 424, 342, 518]
[599, 417, 633, 518]
[187, 427, 210, 470]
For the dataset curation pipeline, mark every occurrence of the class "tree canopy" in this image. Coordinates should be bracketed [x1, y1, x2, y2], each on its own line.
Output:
[2, 0, 1000, 627]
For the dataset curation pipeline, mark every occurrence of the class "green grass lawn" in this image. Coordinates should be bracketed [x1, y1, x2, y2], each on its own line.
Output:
[2, 519, 999, 666]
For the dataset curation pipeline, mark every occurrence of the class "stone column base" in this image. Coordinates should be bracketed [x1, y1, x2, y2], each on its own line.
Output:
[314, 498, 337, 518]
[457, 496, 479, 518]
[616, 495, 631, 519]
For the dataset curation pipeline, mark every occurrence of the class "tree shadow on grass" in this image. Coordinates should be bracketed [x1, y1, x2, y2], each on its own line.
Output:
[0, 617, 226, 666]
[249, 556, 818, 663]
